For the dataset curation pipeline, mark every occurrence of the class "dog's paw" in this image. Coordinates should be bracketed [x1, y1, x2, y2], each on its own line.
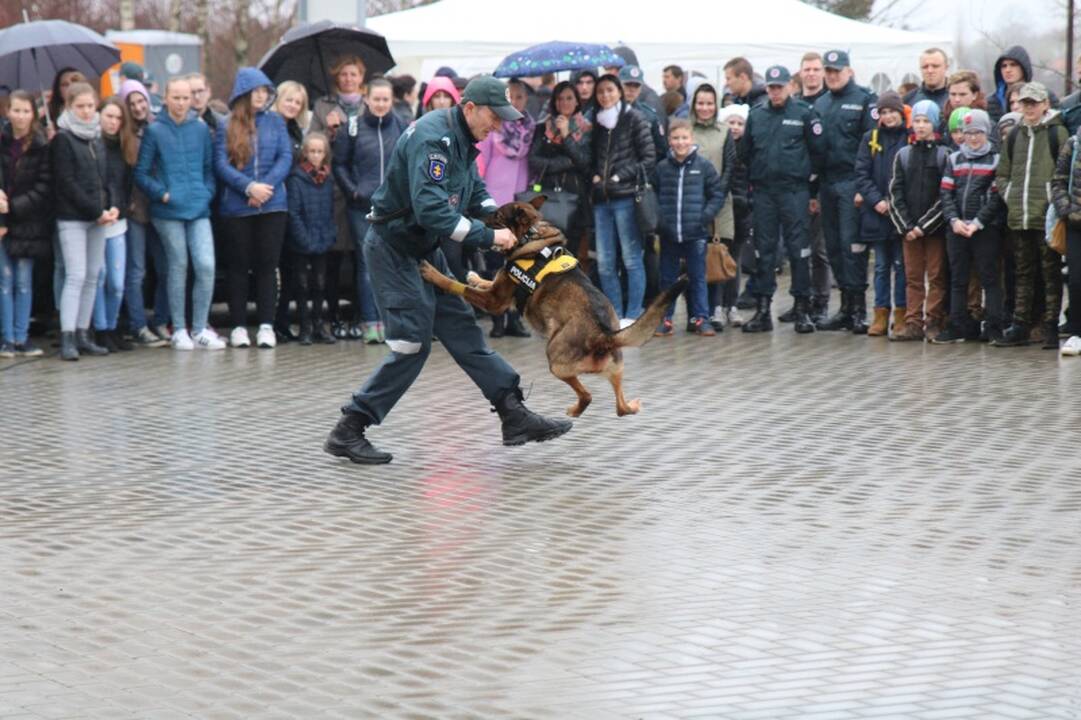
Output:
[566, 399, 591, 417]
[617, 398, 641, 416]
[466, 270, 483, 287]
[418, 260, 439, 283]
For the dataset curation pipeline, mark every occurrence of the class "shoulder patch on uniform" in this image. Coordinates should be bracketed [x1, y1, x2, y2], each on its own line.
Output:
[427, 153, 448, 182]
[870, 107, 880, 120]
[812, 120, 823, 135]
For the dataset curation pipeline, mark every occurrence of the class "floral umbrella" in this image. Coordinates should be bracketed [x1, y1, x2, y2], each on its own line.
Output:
[493, 41, 625, 78]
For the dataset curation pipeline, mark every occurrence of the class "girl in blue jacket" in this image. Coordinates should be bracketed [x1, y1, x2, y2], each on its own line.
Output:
[215, 67, 293, 349]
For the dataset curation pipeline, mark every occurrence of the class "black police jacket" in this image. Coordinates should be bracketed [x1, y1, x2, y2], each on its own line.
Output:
[739, 96, 825, 190]
[814, 79, 877, 181]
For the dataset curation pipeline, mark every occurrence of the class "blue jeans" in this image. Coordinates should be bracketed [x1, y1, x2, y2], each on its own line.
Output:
[593, 196, 645, 319]
[660, 238, 708, 321]
[0, 244, 34, 343]
[93, 233, 126, 331]
[152, 217, 215, 334]
[873, 234, 906, 309]
[347, 207, 379, 324]
[125, 220, 170, 332]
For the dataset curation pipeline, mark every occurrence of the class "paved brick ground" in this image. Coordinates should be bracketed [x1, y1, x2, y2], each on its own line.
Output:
[1, 307, 1079, 719]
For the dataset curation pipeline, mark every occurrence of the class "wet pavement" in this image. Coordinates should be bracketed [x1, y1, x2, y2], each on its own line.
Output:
[1, 304, 1080, 719]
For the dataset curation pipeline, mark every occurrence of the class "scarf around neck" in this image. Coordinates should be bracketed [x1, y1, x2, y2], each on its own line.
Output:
[58, 110, 101, 141]
[498, 113, 536, 157]
[596, 102, 623, 130]
[301, 160, 330, 185]
[959, 139, 992, 159]
[545, 112, 591, 145]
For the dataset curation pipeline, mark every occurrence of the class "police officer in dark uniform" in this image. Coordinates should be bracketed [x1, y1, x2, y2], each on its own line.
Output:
[813, 50, 877, 333]
[620, 65, 667, 161]
[739, 66, 826, 334]
[324, 76, 573, 464]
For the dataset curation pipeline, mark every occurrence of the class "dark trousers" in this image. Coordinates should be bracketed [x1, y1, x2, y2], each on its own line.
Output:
[292, 251, 328, 327]
[820, 177, 866, 292]
[344, 228, 520, 425]
[225, 212, 287, 327]
[946, 227, 1003, 327]
[754, 189, 811, 299]
[1068, 227, 1081, 329]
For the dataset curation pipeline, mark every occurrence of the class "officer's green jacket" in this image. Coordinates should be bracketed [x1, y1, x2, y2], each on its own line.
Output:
[813, 79, 877, 181]
[739, 96, 825, 190]
[370, 106, 498, 257]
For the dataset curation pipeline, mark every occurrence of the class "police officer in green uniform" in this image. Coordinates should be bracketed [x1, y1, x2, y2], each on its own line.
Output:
[813, 50, 877, 333]
[324, 76, 573, 464]
[739, 65, 826, 334]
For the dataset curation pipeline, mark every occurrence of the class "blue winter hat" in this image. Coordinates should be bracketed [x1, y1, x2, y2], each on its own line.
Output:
[911, 99, 941, 128]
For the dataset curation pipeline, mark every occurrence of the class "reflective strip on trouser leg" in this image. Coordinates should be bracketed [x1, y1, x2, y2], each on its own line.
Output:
[385, 339, 422, 354]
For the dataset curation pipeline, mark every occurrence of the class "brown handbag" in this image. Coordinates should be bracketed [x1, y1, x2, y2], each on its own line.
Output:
[1049, 217, 1068, 255]
[705, 240, 737, 283]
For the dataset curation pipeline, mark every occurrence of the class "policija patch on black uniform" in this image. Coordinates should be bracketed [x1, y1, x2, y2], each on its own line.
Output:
[427, 153, 448, 182]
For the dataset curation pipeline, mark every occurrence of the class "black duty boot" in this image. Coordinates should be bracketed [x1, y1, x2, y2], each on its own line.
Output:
[742, 297, 773, 333]
[75, 329, 109, 356]
[297, 322, 314, 346]
[992, 322, 1029, 347]
[793, 297, 816, 334]
[818, 290, 853, 331]
[777, 303, 797, 323]
[1042, 322, 1061, 350]
[490, 314, 506, 338]
[323, 413, 393, 464]
[59, 331, 79, 361]
[505, 312, 532, 338]
[494, 389, 573, 446]
[850, 292, 869, 335]
[810, 296, 830, 326]
[112, 329, 134, 351]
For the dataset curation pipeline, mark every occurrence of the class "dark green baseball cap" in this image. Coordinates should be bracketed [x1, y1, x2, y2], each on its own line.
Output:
[618, 65, 645, 85]
[764, 65, 791, 86]
[461, 75, 523, 121]
[823, 49, 850, 70]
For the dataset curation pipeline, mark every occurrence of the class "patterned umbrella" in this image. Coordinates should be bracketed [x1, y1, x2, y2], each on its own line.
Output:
[493, 41, 625, 78]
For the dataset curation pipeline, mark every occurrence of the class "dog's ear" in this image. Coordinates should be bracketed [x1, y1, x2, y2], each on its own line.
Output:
[528, 194, 548, 211]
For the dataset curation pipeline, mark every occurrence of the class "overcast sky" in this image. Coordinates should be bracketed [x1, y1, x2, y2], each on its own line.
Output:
[876, 0, 1065, 35]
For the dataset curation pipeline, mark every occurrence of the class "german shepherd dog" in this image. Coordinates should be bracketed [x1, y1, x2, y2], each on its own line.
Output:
[419, 196, 687, 418]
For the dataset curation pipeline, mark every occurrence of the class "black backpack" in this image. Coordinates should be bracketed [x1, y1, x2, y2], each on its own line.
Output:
[1006, 123, 1066, 164]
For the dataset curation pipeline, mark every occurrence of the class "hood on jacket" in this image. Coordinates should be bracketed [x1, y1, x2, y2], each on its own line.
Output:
[229, 67, 276, 107]
[690, 82, 719, 124]
[422, 76, 461, 108]
[119, 79, 150, 105]
[993, 46, 1034, 110]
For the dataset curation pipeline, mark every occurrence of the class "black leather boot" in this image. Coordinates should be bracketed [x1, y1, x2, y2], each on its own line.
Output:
[1042, 322, 1061, 350]
[850, 292, 869, 335]
[742, 297, 773, 333]
[59, 331, 79, 361]
[323, 413, 393, 464]
[810, 296, 830, 326]
[505, 312, 531, 338]
[98, 329, 121, 353]
[111, 329, 134, 351]
[490, 314, 506, 338]
[818, 290, 853, 331]
[494, 389, 573, 446]
[75, 329, 108, 356]
[777, 303, 797, 323]
[992, 321, 1029, 347]
[297, 322, 313, 346]
[793, 297, 816, 334]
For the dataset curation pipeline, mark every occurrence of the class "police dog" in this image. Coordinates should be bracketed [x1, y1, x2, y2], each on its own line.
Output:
[418, 196, 687, 418]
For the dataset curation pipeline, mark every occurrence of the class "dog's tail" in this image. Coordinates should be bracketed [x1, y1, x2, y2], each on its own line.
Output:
[612, 275, 689, 348]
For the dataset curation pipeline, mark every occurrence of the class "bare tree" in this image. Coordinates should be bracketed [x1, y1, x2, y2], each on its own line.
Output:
[367, 0, 436, 17]
[168, 0, 183, 31]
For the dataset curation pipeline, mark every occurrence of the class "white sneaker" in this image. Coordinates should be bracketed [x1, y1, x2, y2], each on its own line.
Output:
[1062, 336, 1081, 356]
[711, 305, 727, 328]
[171, 329, 194, 350]
[153, 324, 172, 341]
[726, 306, 744, 328]
[619, 318, 635, 330]
[230, 326, 251, 348]
[193, 328, 226, 350]
[256, 324, 276, 349]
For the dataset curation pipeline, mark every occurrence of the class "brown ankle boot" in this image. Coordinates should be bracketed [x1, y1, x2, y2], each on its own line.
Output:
[891, 307, 906, 337]
[867, 307, 890, 336]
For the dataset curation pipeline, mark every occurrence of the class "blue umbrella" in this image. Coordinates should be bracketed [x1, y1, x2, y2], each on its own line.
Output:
[493, 41, 625, 78]
[0, 19, 120, 94]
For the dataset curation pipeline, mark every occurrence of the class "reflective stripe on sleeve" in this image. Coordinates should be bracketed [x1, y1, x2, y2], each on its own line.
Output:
[481, 199, 498, 209]
[449, 216, 472, 242]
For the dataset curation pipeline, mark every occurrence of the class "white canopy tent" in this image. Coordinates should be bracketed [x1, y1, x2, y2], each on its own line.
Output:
[367, 0, 951, 94]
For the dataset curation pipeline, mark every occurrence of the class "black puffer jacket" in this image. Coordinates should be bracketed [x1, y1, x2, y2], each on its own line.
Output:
[1052, 133, 1081, 226]
[888, 139, 949, 236]
[51, 129, 110, 221]
[102, 134, 129, 221]
[590, 103, 656, 202]
[0, 130, 52, 258]
[528, 121, 591, 196]
[940, 147, 1003, 229]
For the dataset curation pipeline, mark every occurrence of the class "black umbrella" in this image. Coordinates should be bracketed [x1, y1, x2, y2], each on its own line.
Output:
[258, 20, 395, 99]
[0, 19, 120, 95]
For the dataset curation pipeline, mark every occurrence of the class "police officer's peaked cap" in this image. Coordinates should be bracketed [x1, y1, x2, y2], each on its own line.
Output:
[618, 65, 645, 85]
[764, 65, 791, 86]
[461, 76, 523, 121]
[823, 50, 850, 70]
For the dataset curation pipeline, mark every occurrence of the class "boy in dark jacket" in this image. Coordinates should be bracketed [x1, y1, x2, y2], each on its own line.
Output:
[287, 133, 338, 345]
[888, 100, 950, 341]
[653, 120, 724, 336]
[854, 91, 909, 336]
[934, 109, 1005, 344]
